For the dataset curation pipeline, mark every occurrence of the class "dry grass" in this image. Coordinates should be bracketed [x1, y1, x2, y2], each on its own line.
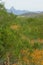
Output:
[10, 24, 21, 30]
[20, 34, 43, 45]
[31, 49, 43, 65]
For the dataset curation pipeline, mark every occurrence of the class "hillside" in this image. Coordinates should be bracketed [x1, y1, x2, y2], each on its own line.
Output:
[0, 4, 43, 65]
[20, 12, 43, 17]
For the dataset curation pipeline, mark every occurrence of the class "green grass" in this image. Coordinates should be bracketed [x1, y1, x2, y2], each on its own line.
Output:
[0, 5, 43, 65]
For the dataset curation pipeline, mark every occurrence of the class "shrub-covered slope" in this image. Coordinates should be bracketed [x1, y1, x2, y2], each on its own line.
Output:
[0, 4, 43, 65]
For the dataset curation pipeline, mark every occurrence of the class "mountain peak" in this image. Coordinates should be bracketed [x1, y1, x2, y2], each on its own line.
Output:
[7, 7, 28, 15]
[10, 7, 15, 10]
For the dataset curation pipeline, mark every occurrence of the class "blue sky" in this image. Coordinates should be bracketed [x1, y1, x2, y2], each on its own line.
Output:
[1, 0, 43, 11]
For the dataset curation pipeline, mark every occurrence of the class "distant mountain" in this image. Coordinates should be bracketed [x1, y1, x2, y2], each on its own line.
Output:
[20, 11, 43, 17]
[7, 7, 43, 17]
[7, 7, 28, 15]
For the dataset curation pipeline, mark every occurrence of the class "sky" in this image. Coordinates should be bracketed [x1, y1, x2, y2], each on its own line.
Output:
[1, 0, 43, 11]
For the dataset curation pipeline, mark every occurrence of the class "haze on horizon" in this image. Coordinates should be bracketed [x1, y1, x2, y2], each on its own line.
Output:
[1, 0, 43, 11]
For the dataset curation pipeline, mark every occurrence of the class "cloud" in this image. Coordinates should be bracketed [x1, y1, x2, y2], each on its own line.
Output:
[1, 0, 43, 11]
